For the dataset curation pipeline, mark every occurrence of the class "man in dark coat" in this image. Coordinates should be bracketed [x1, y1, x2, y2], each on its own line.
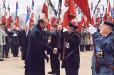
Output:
[25, 18, 53, 75]
[18, 27, 27, 60]
[10, 28, 19, 57]
[2, 27, 10, 58]
[48, 23, 61, 75]
[62, 22, 81, 75]
[89, 21, 114, 75]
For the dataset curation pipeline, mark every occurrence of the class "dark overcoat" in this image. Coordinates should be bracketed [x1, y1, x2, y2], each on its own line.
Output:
[25, 25, 52, 75]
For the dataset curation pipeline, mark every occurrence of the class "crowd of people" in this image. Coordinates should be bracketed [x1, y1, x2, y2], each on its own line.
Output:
[0, 13, 114, 75]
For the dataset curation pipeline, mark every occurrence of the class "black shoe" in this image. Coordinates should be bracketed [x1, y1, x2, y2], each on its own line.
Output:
[48, 71, 55, 74]
[0, 59, 4, 61]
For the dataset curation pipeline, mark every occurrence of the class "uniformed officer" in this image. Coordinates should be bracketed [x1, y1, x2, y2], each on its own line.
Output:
[62, 22, 81, 75]
[88, 21, 114, 75]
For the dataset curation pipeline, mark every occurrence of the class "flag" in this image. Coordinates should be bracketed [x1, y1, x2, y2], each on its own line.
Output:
[96, 16, 101, 22]
[32, 0, 34, 10]
[77, 21, 83, 32]
[14, 16, 19, 28]
[42, 3, 48, 19]
[103, 0, 111, 21]
[73, 0, 91, 23]
[26, 6, 31, 23]
[91, 2, 93, 11]
[7, 16, 13, 28]
[29, 13, 34, 28]
[64, 0, 69, 6]
[15, 0, 19, 28]
[62, 0, 76, 28]
[107, 0, 111, 15]
[91, 16, 94, 25]
[1, 15, 6, 24]
[8, 4, 10, 11]
[3, 1, 6, 10]
[16, 1, 18, 17]
[111, 7, 114, 18]
[42, 2, 51, 30]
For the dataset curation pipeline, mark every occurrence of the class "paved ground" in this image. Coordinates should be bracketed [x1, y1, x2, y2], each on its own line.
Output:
[0, 51, 93, 75]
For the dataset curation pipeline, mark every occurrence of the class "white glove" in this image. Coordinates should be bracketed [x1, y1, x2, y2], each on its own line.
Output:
[13, 33, 17, 36]
[65, 42, 70, 48]
[63, 28, 68, 32]
[88, 24, 97, 34]
[53, 48, 58, 54]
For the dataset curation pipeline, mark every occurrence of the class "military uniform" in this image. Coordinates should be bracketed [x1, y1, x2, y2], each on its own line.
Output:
[62, 22, 81, 75]
[18, 29, 27, 60]
[63, 31, 81, 75]
[92, 32, 114, 75]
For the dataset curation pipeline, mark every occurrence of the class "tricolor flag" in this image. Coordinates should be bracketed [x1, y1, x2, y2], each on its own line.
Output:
[15, 0, 19, 28]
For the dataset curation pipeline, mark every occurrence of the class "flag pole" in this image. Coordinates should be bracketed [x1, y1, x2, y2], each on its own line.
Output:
[93, 0, 100, 14]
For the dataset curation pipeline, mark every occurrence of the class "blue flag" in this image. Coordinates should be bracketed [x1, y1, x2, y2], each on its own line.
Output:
[15, 1, 18, 17]
[26, 6, 31, 23]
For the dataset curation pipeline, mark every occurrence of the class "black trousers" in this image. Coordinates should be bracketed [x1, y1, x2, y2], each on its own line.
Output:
[2, 44, 9, 58]
[50, 53, 60, 75]
[65, 68, 79, 75]
[12, 44, 19, 57]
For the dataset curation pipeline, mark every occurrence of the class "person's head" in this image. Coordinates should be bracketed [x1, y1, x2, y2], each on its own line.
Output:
[67, 22, 78, 33]
[24, 26, 29, 31]
[57, 24, 62, 31]
[99, 21, 114, 36]
[38, 19, 47, 29]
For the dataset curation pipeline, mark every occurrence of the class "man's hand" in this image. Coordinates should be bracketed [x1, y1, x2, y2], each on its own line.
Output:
[65, 42, 70, 48]
[53, 48, 58, 54]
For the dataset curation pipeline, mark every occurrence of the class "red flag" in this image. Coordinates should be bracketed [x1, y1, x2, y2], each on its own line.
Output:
[64, 0, 69, 6]
[2, 15, 6, 24]
[42, 3, 48, 19]
[62, 0, 76, 27]
[29, 13, 34, 28]
[7, 16, 13, 28]
[42, 3, 51, 30]
[91, 16, 94, 25]
[77, 21, 83, 32]
[103, 0, 111, 21]
[96, 16, 101, 22]
[14, 16, 19, 28]
[73, 0, 91, 22]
